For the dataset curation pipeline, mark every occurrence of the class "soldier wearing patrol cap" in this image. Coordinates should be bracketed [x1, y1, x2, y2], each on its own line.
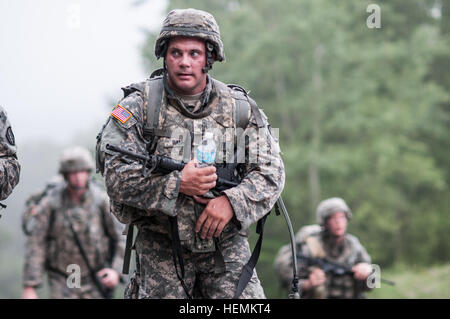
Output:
[274, 197, 373, 298]
[0, 106, 20, 202]
[96, 8, 285, 299]
[22, 146, 125, 299]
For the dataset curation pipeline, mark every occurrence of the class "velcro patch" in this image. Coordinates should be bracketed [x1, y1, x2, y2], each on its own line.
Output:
[6, 127, 15, 146]
[111, 105, 132, 124]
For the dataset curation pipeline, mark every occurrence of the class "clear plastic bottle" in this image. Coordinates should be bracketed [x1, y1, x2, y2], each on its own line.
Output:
[196, 132, 216, 168]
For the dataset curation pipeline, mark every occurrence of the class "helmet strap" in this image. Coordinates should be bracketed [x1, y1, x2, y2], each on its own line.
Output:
[202, 42, 215, 73]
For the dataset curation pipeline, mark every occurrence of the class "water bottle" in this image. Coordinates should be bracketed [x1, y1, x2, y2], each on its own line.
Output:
[196, 132, 216, 168]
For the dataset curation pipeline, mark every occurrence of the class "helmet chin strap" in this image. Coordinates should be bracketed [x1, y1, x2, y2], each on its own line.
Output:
[202, 42, 215, 73]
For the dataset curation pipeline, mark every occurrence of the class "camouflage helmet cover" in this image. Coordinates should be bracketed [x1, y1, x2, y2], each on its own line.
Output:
[155, 8, 225, 62]
[59, 146, 94, 174]
[316, 197, 352, 225]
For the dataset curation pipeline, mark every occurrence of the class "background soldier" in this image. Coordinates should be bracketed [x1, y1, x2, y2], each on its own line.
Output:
[274, 197, 373, 298]
[0, 106, 20, 202]
[96, 8, 285, 298]
[22, 146, 125, 299]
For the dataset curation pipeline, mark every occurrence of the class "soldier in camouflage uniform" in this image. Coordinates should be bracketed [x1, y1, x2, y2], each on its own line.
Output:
[22, 147, 125, 299]
[0, 106, 20, 201]
[96, 8, 285, 299]
[274, 198, 373, 298]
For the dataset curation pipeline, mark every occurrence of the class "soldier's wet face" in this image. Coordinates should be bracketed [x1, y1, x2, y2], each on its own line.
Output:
[165, 36, 208, 95]
[326, 211, 348, 237]
[66, 170, 89, 190]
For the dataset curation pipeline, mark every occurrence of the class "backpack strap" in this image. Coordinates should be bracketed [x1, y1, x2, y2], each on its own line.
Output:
[233, 212, 269, 299]
[122, 222, 135, 275]
[227, 83, 265, 129]
[143, 77, 171, 140]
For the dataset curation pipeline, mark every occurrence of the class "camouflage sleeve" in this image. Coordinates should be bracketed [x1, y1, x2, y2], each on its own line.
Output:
[0, 157, 20, 200]
[349, 234, 372, 265]
[101, 92, 181, 217]
[0, 107, 20, 201]
[348, 234, 373, 292]
[23, 197, 52, 288]
[357, 242, 372, 265]
[222, 108, 285, 230]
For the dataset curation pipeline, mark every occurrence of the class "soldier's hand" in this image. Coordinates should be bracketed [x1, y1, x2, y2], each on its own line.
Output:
[97, 268, 120, 289]
[179, 160, 217, 196]
[194, 195, 234, 239]
[22, 287, 38, 299]
[352, 262, 372, 281]
[305, 267, 326, 289]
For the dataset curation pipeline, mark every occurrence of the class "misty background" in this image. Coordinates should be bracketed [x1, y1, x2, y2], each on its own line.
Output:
[0, 0, 167, 297]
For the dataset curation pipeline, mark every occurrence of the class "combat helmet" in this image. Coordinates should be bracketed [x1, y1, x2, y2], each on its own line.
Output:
[316, 197, 352, 226]
[155, 8, 225, 71]
[59, 146, 95, 174]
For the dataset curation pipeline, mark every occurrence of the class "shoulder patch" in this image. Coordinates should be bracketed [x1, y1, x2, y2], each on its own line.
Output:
[6, 127, 15, 146]
[111, 104, 132, 124]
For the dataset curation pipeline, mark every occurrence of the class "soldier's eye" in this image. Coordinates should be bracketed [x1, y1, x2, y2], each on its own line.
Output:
[171, 50, 180, 57]
[191, 51, 200, 57]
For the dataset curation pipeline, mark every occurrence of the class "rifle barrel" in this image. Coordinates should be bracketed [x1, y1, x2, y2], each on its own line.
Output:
[106, 144, 150, 161]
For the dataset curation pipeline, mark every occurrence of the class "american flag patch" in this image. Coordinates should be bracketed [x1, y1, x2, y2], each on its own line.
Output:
[111, 105, 132, 124]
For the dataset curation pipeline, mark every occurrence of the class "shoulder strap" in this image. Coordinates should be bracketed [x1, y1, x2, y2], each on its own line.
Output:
[66, 215, 113, 298]
[143, 77, 171, 139]
[122, 74, 167, 275]
[227, 83, 265, 129]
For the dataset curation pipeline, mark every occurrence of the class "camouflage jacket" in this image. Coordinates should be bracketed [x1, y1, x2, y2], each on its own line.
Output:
[0, 106, 20, 200]
[23, 182, 125, 288]
[98, 75, 285, 253]
[274, 226, 372, 299]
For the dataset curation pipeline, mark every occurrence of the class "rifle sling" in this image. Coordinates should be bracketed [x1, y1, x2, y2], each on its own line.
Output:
[67, 217, 112, 299]
[169, 215, 192, 299]
[122, 222, 135, 275]
[233, 213, 269, 299]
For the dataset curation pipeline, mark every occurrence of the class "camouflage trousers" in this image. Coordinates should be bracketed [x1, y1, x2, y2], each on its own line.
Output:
[47, 271, 105, 299]
[125, 230, 266, 299]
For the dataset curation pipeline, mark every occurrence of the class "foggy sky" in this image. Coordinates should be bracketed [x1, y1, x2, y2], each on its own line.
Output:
[0, 0, 166, 145]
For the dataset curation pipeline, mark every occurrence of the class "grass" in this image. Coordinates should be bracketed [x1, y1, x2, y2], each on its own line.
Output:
[369, 263, 450, 299]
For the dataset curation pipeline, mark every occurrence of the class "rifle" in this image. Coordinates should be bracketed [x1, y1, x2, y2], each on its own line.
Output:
[106, 143, 301, 299]
[106, 144, 239, 191]
[67, 214, 114, 299]
[297, 254, 395, 286]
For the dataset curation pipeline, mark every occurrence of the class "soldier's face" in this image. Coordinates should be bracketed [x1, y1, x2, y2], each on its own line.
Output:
[326, 211, 347, 238]
[165, 36, 208, 95]
[66, 170, 89, 190]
